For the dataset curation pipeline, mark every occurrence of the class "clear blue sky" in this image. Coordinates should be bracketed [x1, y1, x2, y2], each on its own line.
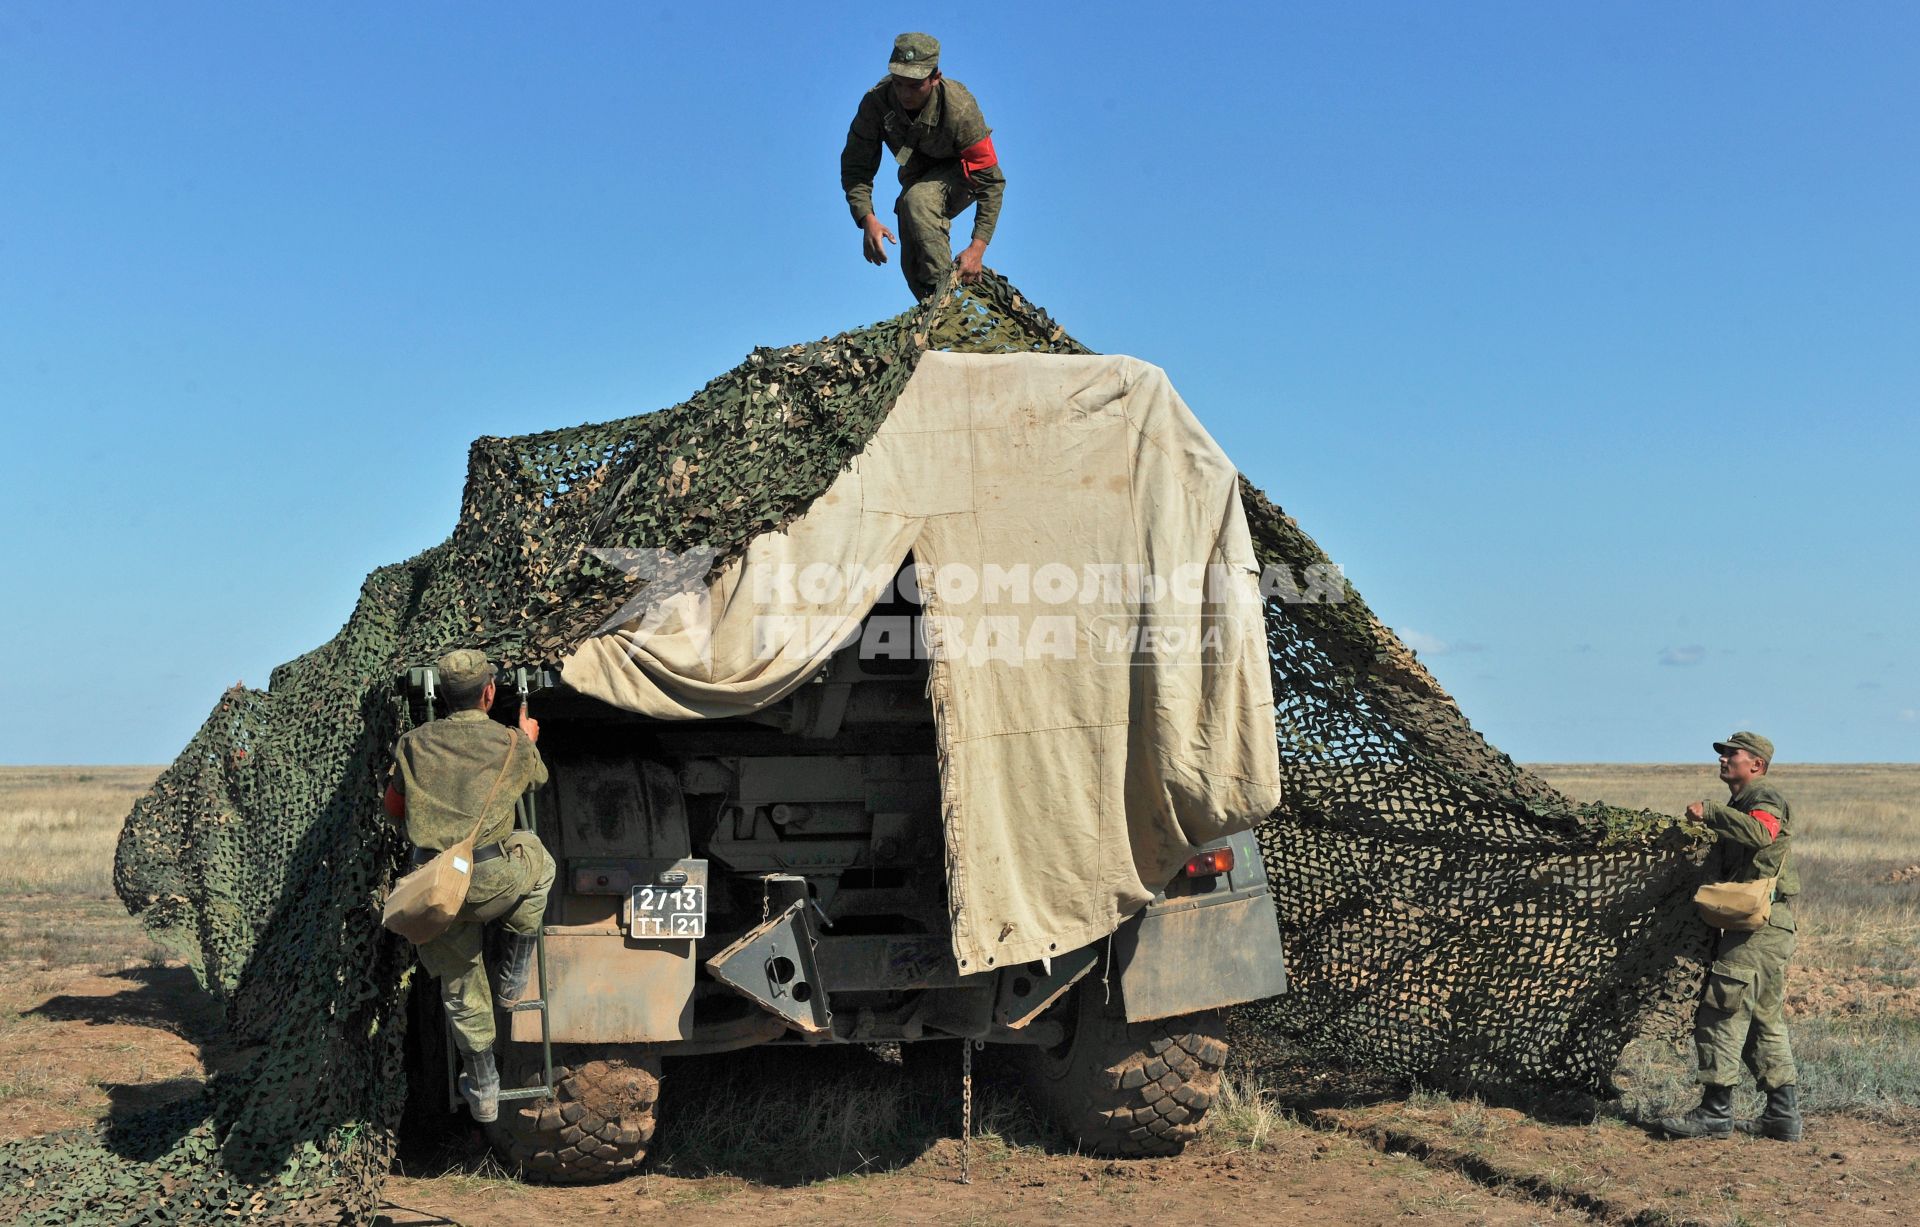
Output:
[3, 3, 1915, 765]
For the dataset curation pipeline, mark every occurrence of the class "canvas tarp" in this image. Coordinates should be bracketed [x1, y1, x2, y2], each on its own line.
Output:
[563, 350, 1283, 971]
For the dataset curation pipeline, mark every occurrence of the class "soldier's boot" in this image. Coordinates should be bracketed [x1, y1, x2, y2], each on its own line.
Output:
[493, 932, 538, 1008]
[1656, 1084, 1734, 1139]
[458, 1046, 499, 1124]
[1736, 1084, 1803, 1141]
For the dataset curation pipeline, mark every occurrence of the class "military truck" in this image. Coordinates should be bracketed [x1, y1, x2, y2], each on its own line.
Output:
[401, 575, 1287, 1183]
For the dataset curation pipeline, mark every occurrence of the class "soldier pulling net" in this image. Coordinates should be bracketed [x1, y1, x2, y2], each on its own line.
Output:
[0, 274, 1709, 1223]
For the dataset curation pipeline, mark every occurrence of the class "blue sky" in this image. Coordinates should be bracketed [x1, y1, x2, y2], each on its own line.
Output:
[2, 3, 1914, 765]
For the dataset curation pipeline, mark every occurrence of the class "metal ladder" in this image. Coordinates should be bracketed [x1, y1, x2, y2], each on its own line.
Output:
[439, 666, 556, 1113]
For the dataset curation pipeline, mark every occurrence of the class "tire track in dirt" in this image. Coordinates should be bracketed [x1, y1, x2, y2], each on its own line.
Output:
[1307, 1101, 1919, 1227]
[1306, 1108, 1681, 1226]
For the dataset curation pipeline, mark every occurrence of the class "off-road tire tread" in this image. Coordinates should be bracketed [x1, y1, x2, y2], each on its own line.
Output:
[484, 1045, 660, 1184]
[1018, 989, 1228, 1158]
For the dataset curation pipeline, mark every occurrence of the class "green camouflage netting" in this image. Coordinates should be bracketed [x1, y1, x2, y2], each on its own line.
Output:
[0, 275, 1708, 1223]
[1236, 483, 1710, 1087]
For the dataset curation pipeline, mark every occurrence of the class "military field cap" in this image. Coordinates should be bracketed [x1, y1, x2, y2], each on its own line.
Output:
[889, 32, 940, 79]
[436, 648, 496, 690]
[1713, 731, 1774, 763]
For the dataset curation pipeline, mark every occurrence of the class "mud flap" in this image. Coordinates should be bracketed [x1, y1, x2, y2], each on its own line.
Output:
[1115, 888, 1288, 1023]
[704, 899, 833, 1036]
[1106, 829, 1289, 1023]
[508, 934, 695, 1044]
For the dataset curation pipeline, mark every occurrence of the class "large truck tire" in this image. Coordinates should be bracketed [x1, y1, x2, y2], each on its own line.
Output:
[1015, 983, 1228, 1157]
[484, 1043, 661, 1183]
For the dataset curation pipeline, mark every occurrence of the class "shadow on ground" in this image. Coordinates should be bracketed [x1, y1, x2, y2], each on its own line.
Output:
[405, 1029, 1624, 1190]
[26, 964, 223, 1045]
[401, 1041, 1076, 1188]
[19, 963, 256, 1138]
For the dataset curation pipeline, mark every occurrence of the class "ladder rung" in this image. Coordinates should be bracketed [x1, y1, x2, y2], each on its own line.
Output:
[506, 999, 547, 1012]
[496, 1086, 555, 1103]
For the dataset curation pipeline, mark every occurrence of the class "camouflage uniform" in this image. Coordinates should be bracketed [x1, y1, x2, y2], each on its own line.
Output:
[393, 705, 554, 1055]
[1658, 728, 1805, 1142]
[1693, 777, 1798, 1091]
[841, 38, 1006, 300]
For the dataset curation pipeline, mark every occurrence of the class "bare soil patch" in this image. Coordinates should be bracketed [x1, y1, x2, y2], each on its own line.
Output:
[1790, 964, 1920, 1017]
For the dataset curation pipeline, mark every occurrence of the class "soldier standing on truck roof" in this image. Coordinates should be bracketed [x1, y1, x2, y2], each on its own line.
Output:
[1658, 731, 1804, 1143]
[840, 32, 1005, 300]
[383, 648, 555, 1124]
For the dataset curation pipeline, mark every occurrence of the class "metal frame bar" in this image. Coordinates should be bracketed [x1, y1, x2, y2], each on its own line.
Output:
[497, 667, 556, 1104]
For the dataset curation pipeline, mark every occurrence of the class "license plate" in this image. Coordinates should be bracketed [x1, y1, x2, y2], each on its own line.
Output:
[629, 882, 706, 939]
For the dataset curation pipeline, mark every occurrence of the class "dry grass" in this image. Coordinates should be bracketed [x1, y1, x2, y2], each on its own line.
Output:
[1212, 1062, 1290, 1152]
[0, 766, 159, 896]
[0, 766, 167, 970]
[636, 1044, 1045, 1181]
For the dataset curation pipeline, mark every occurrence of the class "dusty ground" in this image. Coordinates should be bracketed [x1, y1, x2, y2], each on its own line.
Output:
[3, 957, 1916, 1227]
[0, 964, 1589, 1226]
[374, 1116, 1920, 1226]
[3, 763, 1918, 1225]
[377, 1134, 1592, 1227]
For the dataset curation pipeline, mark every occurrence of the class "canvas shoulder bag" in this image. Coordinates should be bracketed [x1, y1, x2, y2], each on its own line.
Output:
[1693, 874, 1777, 932]
[382, 734, 519, 945]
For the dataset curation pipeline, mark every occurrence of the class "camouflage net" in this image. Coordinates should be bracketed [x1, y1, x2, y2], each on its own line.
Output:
[0, 274, 1708, 1223]
[1235, 483, 1711, 1089]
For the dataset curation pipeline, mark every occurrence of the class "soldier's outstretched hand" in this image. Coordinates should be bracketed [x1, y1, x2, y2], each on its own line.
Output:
[518, 704, 541, 744]
[861, 216, 896, 266]
[956, 238, 987, 283]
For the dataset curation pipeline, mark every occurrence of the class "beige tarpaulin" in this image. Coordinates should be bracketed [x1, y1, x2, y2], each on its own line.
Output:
[562, 351, 1281, 970]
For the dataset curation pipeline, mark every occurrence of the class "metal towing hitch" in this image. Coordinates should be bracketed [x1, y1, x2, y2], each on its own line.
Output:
[703, 874, 833, 1036]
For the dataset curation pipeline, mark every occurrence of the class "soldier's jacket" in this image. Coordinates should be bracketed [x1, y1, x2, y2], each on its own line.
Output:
[393, 709, 548, 852]
[1700, 777, 1798, 898]
[841, 76, 1005, 243]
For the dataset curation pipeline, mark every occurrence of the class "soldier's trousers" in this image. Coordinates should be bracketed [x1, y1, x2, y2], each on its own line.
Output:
[1694, 899, 1797, 1090]
[894, 161, 977, 300]
[415, 830, 555, 1055]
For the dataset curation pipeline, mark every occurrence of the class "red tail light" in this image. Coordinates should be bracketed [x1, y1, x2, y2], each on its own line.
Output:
[1183, 848, 1234, 877]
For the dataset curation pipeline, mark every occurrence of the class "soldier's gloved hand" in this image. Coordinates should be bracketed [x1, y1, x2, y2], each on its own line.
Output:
[957, 239, 987, 283]
[861, 215, 896, 266]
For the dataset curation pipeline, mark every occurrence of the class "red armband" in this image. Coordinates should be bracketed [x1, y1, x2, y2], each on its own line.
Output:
[959, 134, 998, 180]
[383, 781, 406, 819]
[1749, 809, 1780, 840]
